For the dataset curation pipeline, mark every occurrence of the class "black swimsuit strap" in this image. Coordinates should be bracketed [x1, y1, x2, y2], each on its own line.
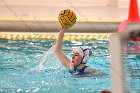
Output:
[82, 66, 89, 70]
[75, 65, 89, 71]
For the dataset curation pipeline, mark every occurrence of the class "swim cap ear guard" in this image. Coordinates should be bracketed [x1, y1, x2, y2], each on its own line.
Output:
[80, 47, 92, 64]
[72, 47, 92, 65]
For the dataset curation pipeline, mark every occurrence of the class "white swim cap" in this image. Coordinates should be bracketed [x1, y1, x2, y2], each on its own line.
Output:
[73, 47, 92, 64]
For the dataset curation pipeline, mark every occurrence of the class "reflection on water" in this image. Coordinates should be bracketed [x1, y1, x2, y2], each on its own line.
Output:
[123, 41, 140, 93]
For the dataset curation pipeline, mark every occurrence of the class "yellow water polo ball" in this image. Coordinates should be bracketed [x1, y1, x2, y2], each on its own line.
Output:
[58, 9, 77, 29]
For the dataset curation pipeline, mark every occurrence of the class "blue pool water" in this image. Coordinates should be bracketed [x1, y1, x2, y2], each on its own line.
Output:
[0, 38, 139, 93]
[123, 42, 140, 93]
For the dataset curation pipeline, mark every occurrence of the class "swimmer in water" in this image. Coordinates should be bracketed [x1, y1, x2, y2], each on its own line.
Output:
[54, 27, 103, 76]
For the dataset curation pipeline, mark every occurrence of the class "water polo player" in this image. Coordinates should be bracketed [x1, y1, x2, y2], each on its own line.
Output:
[55, 9, 103, 76]
[54, 27, 103, 76]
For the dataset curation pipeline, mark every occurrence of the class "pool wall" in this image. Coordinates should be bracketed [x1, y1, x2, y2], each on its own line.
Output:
[0, 20, 118, 33]
[0, 20, 140, 33]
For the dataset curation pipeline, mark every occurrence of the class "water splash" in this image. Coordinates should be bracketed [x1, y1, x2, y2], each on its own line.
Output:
[29, 46, 56, 72]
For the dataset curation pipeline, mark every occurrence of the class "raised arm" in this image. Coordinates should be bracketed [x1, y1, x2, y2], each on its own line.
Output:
[54, 27, 71, 68]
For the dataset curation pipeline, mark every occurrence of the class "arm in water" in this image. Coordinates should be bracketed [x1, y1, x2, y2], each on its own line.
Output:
[54, 27, 71, 69]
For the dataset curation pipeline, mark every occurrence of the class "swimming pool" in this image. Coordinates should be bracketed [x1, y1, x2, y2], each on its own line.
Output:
[0, 38, 139, 93]
[0, 38, 110, 93]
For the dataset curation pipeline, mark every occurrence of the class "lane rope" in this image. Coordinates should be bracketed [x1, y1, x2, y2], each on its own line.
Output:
[0, 34, 110, 40]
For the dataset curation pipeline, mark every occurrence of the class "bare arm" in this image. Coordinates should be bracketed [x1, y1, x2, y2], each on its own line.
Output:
[54, 27, 71, 68]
